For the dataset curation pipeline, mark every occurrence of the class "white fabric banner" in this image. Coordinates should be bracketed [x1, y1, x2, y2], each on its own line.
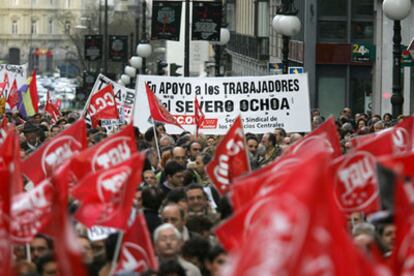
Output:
[134, 74, 311, 135]
[0, 63, 28, 93]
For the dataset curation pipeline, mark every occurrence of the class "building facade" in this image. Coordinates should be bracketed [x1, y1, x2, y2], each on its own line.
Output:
[226, 0, 414, 117]
[0, 0, 96, 75]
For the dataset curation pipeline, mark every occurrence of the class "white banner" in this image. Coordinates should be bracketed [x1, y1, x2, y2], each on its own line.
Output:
[133, 74, 311, 135]
[0, 63, 28, 94]
[87, 226, 118, 241]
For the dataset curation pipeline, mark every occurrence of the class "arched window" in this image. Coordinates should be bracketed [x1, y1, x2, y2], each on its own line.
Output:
[11, 20, 18, 34]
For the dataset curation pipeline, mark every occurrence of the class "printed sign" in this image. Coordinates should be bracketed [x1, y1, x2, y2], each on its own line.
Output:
[151, 1, 182, 41]
[134, 74, 311, 135]
[85, 35, 103, 61]
[87, 226, 118, 241]
[191, 2, 222, 41]
[109, 35, 129, 62]
[0, 63, 28, 95]
[351, 42, 375, 63]
[288, 67, 303, 74]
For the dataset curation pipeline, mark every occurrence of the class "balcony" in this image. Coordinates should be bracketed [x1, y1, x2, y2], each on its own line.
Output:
[227, 31, 269, 61]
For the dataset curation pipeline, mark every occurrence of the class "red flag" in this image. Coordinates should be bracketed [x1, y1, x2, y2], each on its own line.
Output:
[194, 97, 204, 137]
[6, 79, 18, 109]
[10, 179, 54, 243]
[0, 82, 6, 96]
[87, 84, 119, 128]
[48, 166, 87, 275]
[72, 152, 145, 230]
[69, 123, 137, 183]
[351, 116, 414, 154]
[29, 70, 39, 113]
[21, 119, 87, 186]
[0, 168, 13, 275]
[0, 73, 10, 97]
[145, 83, 183, 129]
[219, 152, 386, 276]
[0, 127, 23, 195]
[55, 99, 62, 109]
[332, 118, 414, 215]
[230, 138, 334, 211]
[0, 115, 8, 143]
[283, 117, 342, 158]
[44, 91, 61, 123]
[206, 116, 250, 195]
[116, 212, 158, 273]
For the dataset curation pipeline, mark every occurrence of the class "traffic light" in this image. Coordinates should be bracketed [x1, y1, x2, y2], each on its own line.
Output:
[157, 60, 168, 75]
[170, 63, 182, 76]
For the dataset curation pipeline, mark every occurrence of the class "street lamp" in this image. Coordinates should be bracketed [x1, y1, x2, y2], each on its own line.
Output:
[271, 0, 301, 74]
[136, 43, 152, 74]
[211, 28, 230, 76]
[383, 0, 412, 118]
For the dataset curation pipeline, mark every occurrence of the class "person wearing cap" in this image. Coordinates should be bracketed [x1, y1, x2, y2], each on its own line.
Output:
[20, 122, 41, 154]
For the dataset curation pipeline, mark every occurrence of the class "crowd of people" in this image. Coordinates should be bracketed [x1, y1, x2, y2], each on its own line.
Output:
[1, 106, 403, 275]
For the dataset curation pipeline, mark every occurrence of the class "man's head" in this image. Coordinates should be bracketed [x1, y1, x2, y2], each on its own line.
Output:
[188, 141, 202, 161]
[185, 184, 208, 214]
[160, 135, 175, 148]
[246, 135, 259, 155]
[22, 122, 40, 146]
[143, 170, 158, 186]
[274, 128, 286, 145]
[160, 203, 186, 233]
[261, 132, 276, 150]
[154, 223, 182, 259]
[172, 146, 187, 166]
[378, 223, 396, 252]
[78, 235, 94, 265]
[36, 254, 57, 276]
[194, 153, 211, 176]
[49, 125, 62, 137]
[165, 161, 185, 188]
[30, 234, 53, 263]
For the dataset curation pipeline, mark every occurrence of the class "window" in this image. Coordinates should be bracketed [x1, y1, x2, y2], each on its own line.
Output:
[318, 21, 347, 41]
[11, 0, 19, 5]
[31, 20, 37, 35]
[11, 20, 18, 34]
[350, 67, 372, 114]
[32, 0, 37, 5]
[50, 0, 54, 4]
[351, 22, 373, 42]
[317, 66, 347, 117]
[65, 0, 71, 8]
[65, 21, 70, 34]
[48, 19, 53, 34]
[318, 0, 347, 17]
[256, 1, 269, 37]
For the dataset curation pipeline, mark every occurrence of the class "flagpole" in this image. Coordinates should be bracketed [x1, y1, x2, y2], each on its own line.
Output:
[109, 231, 124, 275]
[26, 243, 31, 262]
[151, 119, 162, 164]
[240, 114, 252, 173]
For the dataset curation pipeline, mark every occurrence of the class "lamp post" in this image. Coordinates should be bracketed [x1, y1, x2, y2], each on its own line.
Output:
[271, 0, 301, 74]
[383, 0, 412, 118]
[136, 0, 152, 74]
[212, 28, 230, 76]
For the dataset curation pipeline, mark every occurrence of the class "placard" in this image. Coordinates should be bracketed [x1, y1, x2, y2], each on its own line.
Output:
[191, 2, 222, 41]
[134, 74, 311, 135]
[151, 1, 182, 41]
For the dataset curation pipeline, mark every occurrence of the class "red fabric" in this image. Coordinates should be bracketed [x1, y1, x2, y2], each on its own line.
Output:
[2, 72, 9, 89]
[87, 84, 119, 128]
[44, 91, 61, 123]
[10, 179, 54, 243]
[0, 168, 13, 275]
[49, 166, 87, 276]
[332, 117, 414, 215]
[116, 212, 158, 273]
[219, 152, 384, 276]
[21, 119, 87, 186]
[145, 83, 183, 129]
[72, 152, 144, 230]
[0, 127, 23, 195]
[194, 97, 204, 137]
[6, 79, 18, 109]
[283, 117, 342, 158]
[29, 70, 39, 113]
[69, 123, 137, 183]
[230, 138, 334, 211]
[206, 116, 250, 195]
